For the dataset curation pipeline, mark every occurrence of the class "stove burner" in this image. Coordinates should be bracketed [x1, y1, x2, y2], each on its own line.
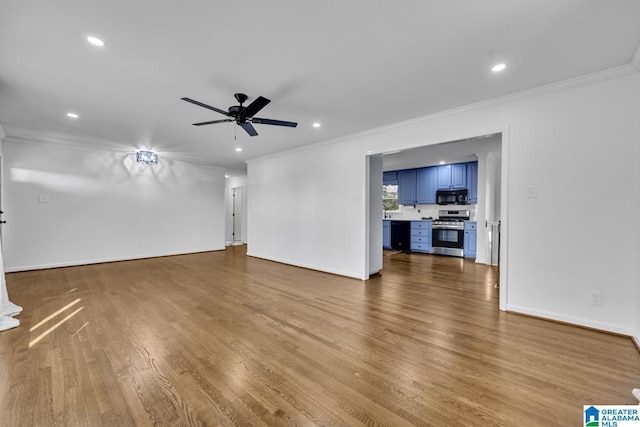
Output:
[433, 209, 470, 230]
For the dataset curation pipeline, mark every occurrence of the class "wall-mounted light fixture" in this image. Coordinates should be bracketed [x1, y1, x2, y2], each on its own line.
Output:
[136, 150, 158, 164]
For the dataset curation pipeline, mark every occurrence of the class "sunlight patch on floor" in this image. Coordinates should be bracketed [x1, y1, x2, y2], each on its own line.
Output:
[29, 298, 85, 348]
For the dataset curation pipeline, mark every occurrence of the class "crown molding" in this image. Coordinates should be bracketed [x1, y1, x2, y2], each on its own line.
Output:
[250, 62, 640, 167]
[377, 63, 639, 134]
[3, 134, 112, 153]
[2, 135, 228, 171]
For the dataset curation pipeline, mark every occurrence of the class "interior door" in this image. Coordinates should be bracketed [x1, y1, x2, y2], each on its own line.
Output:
[232, 187, 242, 243]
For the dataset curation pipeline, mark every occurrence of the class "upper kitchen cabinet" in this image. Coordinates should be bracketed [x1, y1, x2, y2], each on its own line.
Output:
[383, 171, 398, 185]
[437, 163, 466, 189]
[416, 167, 437, 204]
[391, 161, 477, 205]
[466, 161, 478, 204]
[397, 169, 417, 205]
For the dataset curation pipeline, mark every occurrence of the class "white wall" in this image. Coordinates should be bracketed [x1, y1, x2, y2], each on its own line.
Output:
[225, 175, 248, 244]
[486, 151, 501, 223]
[247, 69, 640, 340]
[247, 144, 368, 279]
[3, 140, 226, 271]
[0, 127, 4, 240]
[0, 126, 4, 207]
[473, 149, 501, 265]
[485, 152, 501, 266]
[368, 155, 383, 274]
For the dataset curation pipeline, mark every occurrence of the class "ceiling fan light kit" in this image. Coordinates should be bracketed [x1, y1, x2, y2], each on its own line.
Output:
[136, 150, 159, 164]
[181, 93, 297, 137]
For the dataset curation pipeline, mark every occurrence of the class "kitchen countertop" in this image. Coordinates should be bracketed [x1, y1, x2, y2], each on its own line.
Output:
[383, 218, 433, 221]
[384, 219, 478, 222]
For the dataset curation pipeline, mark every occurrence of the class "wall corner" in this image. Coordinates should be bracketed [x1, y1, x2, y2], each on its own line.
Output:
[632, 43, 640, 72]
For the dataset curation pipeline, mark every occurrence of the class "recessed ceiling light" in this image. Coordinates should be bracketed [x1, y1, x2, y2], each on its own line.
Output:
[87, 36, 105, 47]
[235, 147, 242, 152]
[312, 122, 321, 128]
[492, 63, 506, 72]
[67, 112, 79, 118]
[439, 161, 445, 165]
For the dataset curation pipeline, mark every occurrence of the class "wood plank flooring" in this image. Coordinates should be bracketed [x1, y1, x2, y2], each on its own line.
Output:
[1, 246, 639, 426]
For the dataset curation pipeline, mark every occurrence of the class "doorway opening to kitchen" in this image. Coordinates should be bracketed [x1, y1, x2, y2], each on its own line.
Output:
[367, 131, 507, 309]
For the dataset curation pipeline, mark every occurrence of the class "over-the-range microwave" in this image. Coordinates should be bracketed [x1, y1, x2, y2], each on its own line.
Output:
[436, 189, 468, 205]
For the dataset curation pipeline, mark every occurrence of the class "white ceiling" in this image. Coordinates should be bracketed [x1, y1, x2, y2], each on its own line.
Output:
[1, 1, 639, 175]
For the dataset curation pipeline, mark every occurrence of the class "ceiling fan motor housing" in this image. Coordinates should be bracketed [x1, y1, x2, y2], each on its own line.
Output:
[234, 93, 248, 104]
[230, 93, 249, 118]
[228, 105, 243, 115]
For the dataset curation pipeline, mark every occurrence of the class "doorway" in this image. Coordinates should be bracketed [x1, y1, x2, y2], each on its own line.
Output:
[232, 187, 243, 245]
[367, 131, 508, 310]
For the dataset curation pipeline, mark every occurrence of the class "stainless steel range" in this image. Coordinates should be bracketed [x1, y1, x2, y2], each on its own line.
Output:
[432, 209, 470, 257]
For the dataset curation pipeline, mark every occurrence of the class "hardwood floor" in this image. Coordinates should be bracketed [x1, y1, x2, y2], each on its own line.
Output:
[1, 246, 639, 426]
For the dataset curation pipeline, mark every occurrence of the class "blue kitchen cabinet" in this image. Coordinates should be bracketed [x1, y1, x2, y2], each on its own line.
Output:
[410, 221, 432, 253]
[437, 163, 467, 189]
[383, 171, 397, 181]
[464, 221, 477, 258]
[466, 161, 478, 204]
[416, 167, 437, 204]
[383, 171, 398, 185]
[390, 161, 476, 205]
[383, 220, 391, 249]
[397, 169, 417, 205]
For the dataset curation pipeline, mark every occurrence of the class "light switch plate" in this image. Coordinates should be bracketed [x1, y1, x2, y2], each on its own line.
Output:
[39, 195, 50, 203]
[526, 185, 537, 198]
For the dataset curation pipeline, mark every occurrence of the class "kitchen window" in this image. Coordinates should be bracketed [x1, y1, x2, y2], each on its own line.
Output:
[383, 184, 400, 212]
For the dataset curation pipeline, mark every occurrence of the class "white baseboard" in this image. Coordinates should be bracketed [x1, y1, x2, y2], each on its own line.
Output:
[5, 247, 226, 273]
[506, 303, 637, 339]
[246, 251, 367, 280]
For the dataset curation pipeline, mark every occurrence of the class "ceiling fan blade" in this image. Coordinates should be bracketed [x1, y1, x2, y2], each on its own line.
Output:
[241, 96, 270, 118]
[193, 119, 233, 126]
[239, 122, 258, 136]
[252, 117, 298, 127]
[181, 97, 230, 116]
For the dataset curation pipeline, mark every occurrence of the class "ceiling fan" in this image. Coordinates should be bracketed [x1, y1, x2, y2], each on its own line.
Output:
[181, 93, 297, 136]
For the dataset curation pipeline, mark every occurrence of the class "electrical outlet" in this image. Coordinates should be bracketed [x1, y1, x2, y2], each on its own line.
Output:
[588, 291, 602, 306]
[39, 195, 50, 203]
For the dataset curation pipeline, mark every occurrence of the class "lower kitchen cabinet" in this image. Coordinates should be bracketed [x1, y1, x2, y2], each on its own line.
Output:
[464, 221, 477, 258]
[410, 221, 432, 253]
[383, 220, 391, 249]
